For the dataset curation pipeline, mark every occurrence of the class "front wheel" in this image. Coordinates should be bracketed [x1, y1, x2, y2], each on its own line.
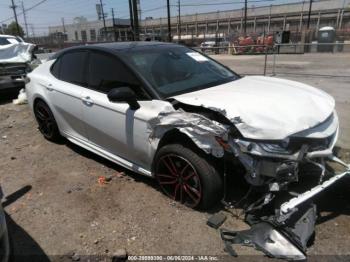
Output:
[154, 144, 223, 210]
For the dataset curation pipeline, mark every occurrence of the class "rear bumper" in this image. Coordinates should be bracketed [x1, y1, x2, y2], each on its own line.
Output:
[0, 63, 28, 92]
[0, 77, 25, 92]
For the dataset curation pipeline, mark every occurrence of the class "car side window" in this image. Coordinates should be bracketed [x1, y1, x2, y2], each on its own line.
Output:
[0, 37, 11, 45]
[60, 51, 87, 86]
[51, 58, 61, 78]
[88, 52, 149, 100]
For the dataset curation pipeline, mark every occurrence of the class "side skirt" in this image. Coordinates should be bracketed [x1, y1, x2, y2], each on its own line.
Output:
[63, 132, 153, 178]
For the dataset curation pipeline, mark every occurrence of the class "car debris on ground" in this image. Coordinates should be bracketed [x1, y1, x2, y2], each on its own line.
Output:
[207, 155, 350, 260]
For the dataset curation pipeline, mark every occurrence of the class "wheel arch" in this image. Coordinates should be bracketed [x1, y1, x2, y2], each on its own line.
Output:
[33, 96, 47, 108]
[151, 128, 221, 173]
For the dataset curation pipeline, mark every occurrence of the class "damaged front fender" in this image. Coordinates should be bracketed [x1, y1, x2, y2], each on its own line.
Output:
[148, 109, 230, 158]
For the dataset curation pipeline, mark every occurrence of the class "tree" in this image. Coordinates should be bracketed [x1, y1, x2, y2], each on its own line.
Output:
[4, 21, 25, 37]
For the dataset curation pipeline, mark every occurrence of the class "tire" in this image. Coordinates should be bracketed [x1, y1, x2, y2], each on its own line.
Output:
[34, 100, 61, 142]
[154, 144, 223, 210]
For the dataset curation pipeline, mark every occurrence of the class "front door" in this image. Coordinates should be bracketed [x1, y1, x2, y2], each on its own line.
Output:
[81, 51, 162, 170]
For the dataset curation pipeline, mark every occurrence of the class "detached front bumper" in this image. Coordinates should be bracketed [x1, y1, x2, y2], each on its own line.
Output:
[276, 155, 350, 222]
[219, 153, 350, 260]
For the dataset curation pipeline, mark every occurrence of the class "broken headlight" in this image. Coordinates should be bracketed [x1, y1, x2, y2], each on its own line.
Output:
[234, 139, 292, 156]
[259, 139, 291, 155]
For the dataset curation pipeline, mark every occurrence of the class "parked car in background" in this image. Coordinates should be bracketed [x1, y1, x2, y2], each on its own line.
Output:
[0, 186, 10, 262]
[200, 41, 216, 52]
[0, 34, 37, 93]
[26, 42, 342, 213]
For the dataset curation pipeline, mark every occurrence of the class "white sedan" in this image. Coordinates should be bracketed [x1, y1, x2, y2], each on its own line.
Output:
[26, 42, 343, 211]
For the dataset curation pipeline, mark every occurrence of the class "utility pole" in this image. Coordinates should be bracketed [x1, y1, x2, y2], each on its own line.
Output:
[111, 8, 117, 41]
[177, 0, 181, 41]
[167, 0, 171, 42]
[10, 0, 21, 35]
[243, 0, 247, 35]
[137, 0, 141, 23]
[132, 0, 139, 40]
[61, 17, 66, 44]
[61, 17, 66, 35]
[99, 0, 107, 40]
[31, 24, 35, 38]
[128, 0, 134, 40]
[21, 1, 29, 37]
[61, 18, 66, 32]
[306, 0, 313, 29]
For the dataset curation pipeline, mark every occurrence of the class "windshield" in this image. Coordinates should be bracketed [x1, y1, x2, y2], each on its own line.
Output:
[123, 46, 238, 97]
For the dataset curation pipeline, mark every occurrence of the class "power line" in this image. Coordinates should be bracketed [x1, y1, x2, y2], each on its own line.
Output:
[1, 0, 48, 23]
[137, 0, 277, 14]
[142, 5, 167, 13]
[179, 0, 275, 7]
[109, 0, 286, 19]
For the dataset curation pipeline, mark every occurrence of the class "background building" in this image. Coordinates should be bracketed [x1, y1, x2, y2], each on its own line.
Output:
[48, 18, 131, 43]
[43, 0, 349, 46]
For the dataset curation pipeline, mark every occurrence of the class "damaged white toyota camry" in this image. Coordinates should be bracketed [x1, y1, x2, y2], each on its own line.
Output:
[26, 42, 349, 215]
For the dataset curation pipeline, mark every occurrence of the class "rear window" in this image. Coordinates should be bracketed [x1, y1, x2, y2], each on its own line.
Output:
[59, 51, 87, 86]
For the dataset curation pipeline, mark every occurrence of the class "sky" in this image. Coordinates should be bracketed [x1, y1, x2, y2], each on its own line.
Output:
[0, 0, 313, 36]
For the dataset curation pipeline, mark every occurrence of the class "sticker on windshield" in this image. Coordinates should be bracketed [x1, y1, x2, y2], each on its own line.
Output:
[186, 52, 208, 62]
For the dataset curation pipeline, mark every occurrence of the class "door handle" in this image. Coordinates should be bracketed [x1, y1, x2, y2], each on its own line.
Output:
[82, 96, 94, 105]
[46, 83, 54, 91]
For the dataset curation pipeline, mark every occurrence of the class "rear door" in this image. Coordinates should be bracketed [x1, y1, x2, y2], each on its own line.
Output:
[46, 51, 88, 141]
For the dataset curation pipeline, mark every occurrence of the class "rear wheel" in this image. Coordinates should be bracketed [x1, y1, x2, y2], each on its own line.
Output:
[34, 100, 61, 142]
[154, 144, 222, 210]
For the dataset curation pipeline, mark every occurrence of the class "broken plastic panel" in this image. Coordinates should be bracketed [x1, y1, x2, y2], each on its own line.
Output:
[221, 204, 317, 260]
[221, 222, 306, 260]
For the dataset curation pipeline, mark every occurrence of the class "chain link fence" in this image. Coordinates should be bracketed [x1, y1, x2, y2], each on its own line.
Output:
[195, 42, 350, 78]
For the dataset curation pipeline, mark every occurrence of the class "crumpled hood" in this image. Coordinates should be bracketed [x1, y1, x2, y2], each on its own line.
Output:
[172, 76, 335, 140]
[0, 42, 35, 63]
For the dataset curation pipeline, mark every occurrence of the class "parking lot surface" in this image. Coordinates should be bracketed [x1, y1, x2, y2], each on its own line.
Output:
[1, 53, 350, 260]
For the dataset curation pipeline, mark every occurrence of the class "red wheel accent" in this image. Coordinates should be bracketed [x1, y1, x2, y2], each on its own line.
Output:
[156, 154, 202, 208]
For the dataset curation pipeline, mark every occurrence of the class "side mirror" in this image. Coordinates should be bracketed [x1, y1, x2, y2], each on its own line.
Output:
[107, 87, 140, 110]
